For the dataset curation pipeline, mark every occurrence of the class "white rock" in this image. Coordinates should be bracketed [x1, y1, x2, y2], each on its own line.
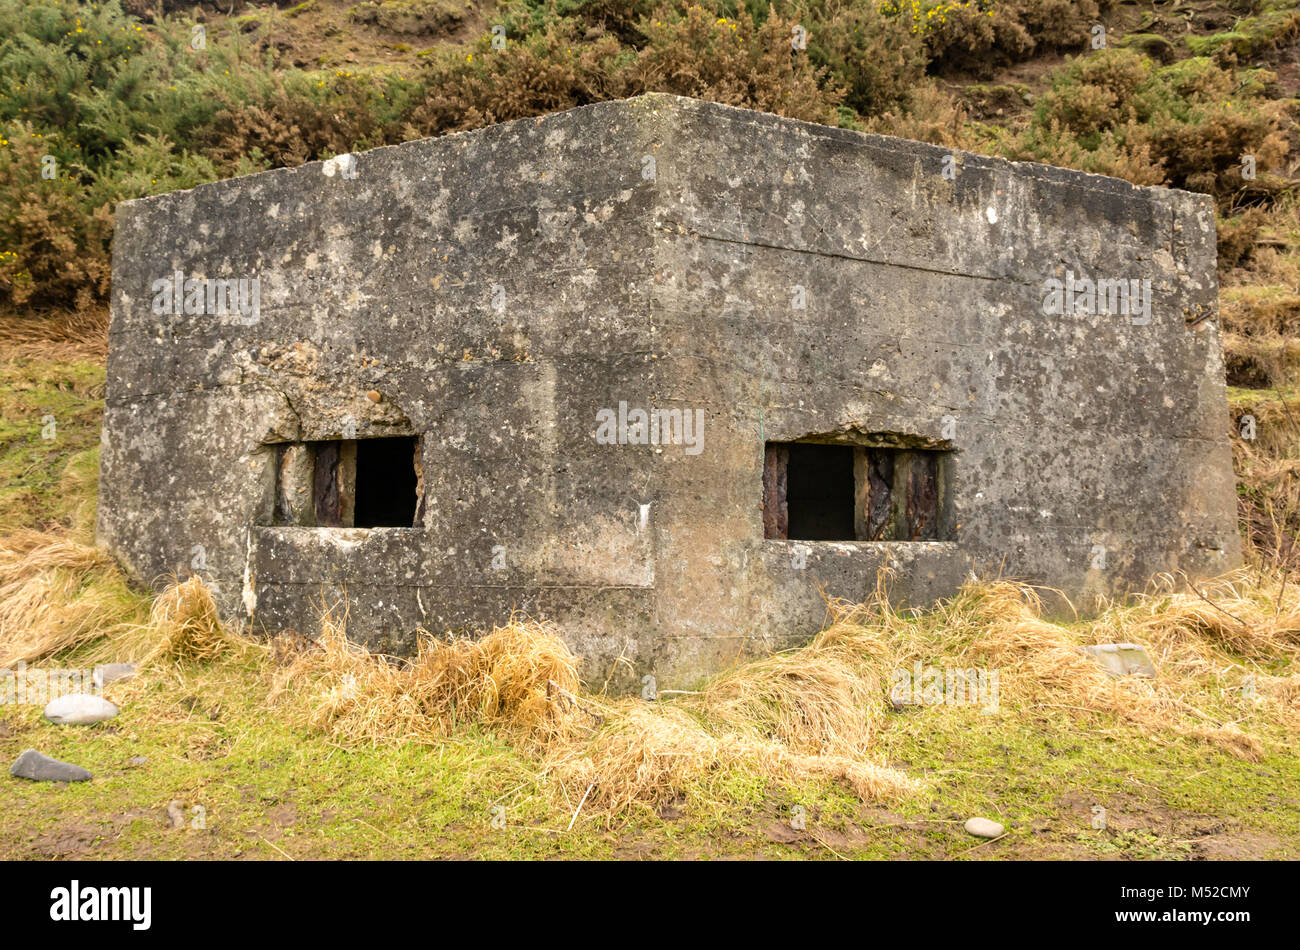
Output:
[964, 817, 1005, 839]
[43, 693, 119, 725]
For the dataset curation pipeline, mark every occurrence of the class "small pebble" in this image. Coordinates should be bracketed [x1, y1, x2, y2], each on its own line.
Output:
[964, 817, 1005, 839]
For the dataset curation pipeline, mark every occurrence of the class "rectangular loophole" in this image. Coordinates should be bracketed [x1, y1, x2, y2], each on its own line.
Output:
[763, 441, 952, 542]
[354, 436, 419, 527]
[273, 436, 421, 528]
[787, 443, 857, 540]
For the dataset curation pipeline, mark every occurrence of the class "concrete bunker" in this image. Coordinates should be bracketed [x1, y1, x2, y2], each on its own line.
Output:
[99, 94, 1241, 689]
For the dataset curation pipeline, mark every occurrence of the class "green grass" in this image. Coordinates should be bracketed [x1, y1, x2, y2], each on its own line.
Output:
[3, 0, 1300, 859]
[2, 650, 1296, 859]
[0, 356, 104, 533]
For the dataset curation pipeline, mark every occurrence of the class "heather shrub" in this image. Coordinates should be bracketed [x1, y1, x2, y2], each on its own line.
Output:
[348, 0, 470, 36]
[1218, 208, 1271, 273]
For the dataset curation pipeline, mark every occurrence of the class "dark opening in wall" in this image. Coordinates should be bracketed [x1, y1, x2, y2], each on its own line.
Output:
[786, 443, 857, 540]
[272, 436, 421, 528]
[763, 441, 952, 542]
[354, 436, 419, 527]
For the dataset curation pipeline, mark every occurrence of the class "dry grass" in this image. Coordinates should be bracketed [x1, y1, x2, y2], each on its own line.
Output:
[4, 525, 1296, 815]
[1231, 401, 1300, 569]
[268, 608, 580, 744]
[0, 528, 141, 666]
[542, 618, 915, 814]
[540, 703, 918, 815]
[256, 562, 1300, 812]
[1129, 573, 1300, 659]
[0, 308, 108, 362]
[131, 575, 259, 664]
[0, 532, 249, 669]
[852, 571, 1300, 761]
[267, 599, 919, 815]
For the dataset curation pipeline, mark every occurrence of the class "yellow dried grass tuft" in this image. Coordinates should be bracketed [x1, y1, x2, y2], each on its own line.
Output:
[542, 702, 918, 815]
[0, 528, 142, 665]
[135, 575, 252, 663]
[7, 518, 1295, 817]
[838, 570, 1300, 760]
[0, 308, 108, 362]
[0, 532, 254, 669]
[266, 564, 1300, 813]
[268, 609, 581, 745]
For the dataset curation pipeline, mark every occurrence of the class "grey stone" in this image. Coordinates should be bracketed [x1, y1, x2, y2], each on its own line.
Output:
[98, 94, 1240, 689]
[964, 817, 1005, 838]
[10, 749, 92, 782]
[43, 693, 119, 725]
[1081, 643, 1157, 678]
[128, 756, 148, 767]
[93, 662, 138, 687]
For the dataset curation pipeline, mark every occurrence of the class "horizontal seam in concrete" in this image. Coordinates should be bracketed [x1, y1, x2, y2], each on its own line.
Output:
[654, 229, 1177, 300]
[651, 333, 1206, 373]
[666, 226, 1001, 281]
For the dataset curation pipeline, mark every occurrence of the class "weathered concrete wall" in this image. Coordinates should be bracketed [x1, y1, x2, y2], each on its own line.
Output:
[100, 94, 1239, 689]
[639, 96, 1238, 679]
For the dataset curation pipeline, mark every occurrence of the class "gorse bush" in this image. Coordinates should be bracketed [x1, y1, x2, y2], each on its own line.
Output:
[200, 67, 420, 168]
[876, 0, 1118, 73]
[803, 2, 925, 116]
[404, 17, 635, 133]
[0, 0, 1294, 311]
[1013, 49, 1289, 205]
[405, 6, 839, 136]
[633, 6, 839, 121]
[0, 0, 266, 307]
[0, 122, 113, 308]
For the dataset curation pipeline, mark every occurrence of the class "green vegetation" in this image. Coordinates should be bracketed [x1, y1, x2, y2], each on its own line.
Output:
[0, 357, 103, 532]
